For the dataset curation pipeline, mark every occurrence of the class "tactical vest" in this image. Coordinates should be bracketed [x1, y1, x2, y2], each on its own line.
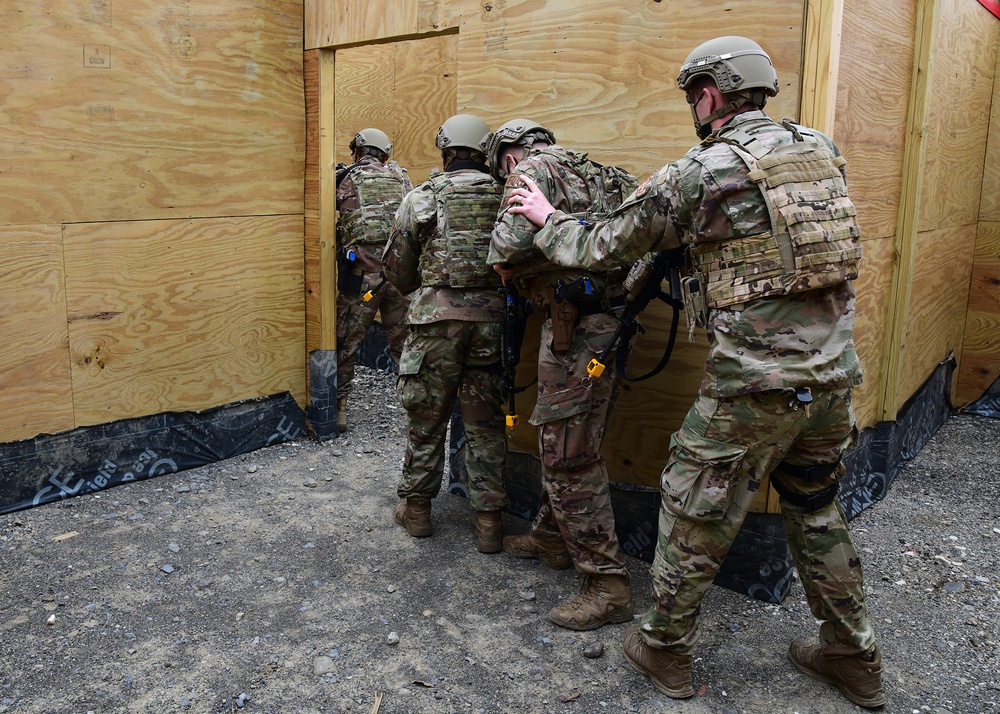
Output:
[532, 148, 639, 218]
[513, 148, 636, 303]
[420, 171, 503, 289]
[689, 119, 863, 310]
[338, 165, 407, 250]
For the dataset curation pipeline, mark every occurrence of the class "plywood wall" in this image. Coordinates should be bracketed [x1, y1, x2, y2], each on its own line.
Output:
[956, 39, 1000, 406]
[0, 226, 75, 441]
[64, 216, 305, 426]
[834, 0, 917, 429]
[0, 0, 306, 444]
[333, 35, 459, 185]
[896, 0, 998, 414]
[0, 0, 304, 225]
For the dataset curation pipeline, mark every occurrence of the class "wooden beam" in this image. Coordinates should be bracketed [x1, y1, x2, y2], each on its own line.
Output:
[801, 0, 844, 134]
[319, 49, 338, 351]
[880, 0, 938, 422]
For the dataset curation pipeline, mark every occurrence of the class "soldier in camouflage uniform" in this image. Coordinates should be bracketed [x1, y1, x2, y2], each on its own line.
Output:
[336, 128, 413, 433]
[509, 37, 883, 709]
[383, 115, 509, 553]
[487, 119, 638, 631]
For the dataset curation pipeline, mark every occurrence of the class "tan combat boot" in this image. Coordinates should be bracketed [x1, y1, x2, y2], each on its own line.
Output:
[502, 533, 572, 570]
[788, 640, 885, 709]
[548, 573, 633, 631]
[394, 498, 432, 538]
[475, 511, 503, 554]
[621, 624, 694, 699]
[336, 396, 348, 433]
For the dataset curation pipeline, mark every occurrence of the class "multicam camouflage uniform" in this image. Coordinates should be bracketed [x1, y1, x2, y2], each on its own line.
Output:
[488, 145, 637, 575]
[383, 166, 508, 511]
[534, 110, 874, 657]
[336, 156, 413, 400]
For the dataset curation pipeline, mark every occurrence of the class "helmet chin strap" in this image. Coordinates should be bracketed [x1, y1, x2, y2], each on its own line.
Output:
[692, 95, 749, 140]
[691, 89, 770, 139]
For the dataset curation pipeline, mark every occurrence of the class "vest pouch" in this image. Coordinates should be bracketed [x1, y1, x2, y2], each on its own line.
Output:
[664, 433, 749, 522]
[421, 174, 502, 289]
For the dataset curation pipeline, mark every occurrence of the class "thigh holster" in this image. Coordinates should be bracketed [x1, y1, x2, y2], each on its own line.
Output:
[770, 459, 841, 513]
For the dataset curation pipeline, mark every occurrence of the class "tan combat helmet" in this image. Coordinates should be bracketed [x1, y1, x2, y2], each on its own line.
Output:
[485, 118, 556, 182]
[435, 114, 492, 153]
[676, 36, 779, 139]
[349, 128, 393, 159]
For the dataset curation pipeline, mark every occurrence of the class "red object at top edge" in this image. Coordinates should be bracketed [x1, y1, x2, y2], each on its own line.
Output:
[978, 0, 1000, 20]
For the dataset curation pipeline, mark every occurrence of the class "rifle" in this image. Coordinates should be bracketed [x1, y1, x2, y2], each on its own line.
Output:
[499, 278, 534, 434]
[587, 247, 686, 381]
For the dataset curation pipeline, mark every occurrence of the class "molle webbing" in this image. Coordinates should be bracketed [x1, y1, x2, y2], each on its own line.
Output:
[693, 126, 862, 309]
[339, 170, 406, 249]
[420, 174, 503, 289]
[532, 148, 638, 216]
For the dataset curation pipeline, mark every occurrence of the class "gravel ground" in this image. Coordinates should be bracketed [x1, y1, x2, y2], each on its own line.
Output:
[1, 366, 998, 714]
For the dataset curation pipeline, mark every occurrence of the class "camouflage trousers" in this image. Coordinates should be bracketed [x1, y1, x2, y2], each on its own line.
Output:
[336, 271, 409, 398]
[527, 313, 627, 576]
[639, 388, 876, 657]
[395, 320, 508, 512]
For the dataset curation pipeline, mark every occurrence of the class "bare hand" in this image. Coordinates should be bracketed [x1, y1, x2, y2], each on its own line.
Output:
[506, 175, 555, 228]
[493, 262, 514, 284]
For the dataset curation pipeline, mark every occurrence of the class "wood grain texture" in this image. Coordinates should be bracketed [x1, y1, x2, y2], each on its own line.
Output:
[897, 225, 978, 413]
[334, 43, 396, 164]
[835, 0, 917, 241]
[456, 0, 805, 183]
[304, 50, 322, 357]
[879, 0, 936, 422]
[956, 221, 1000, 405]
[917, 0, 999, 231]
[602, 332, 709, 489]
[392, 34, 459, 185]
[304, 50, 339, 355]
[0, 226, 75, 442]
[801, 0, 844, 134]
[851, 236, 894, 430]
[334, 36, 457, 185]
[64, 216, 306, 426]
[0, 0, 304, 226]
[981, 45, 1000, 223]
[306, 0, 449, 50]
[319, 50, 339, 351]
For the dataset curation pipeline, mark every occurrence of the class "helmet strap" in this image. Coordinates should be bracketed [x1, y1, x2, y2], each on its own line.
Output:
[692, 90, 768, 140]
[693, 95, 747, 139]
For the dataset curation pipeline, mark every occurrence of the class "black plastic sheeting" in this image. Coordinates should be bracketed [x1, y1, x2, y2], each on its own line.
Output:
[963, 374, 1000, 419]
[0, 394, 306, 516]
[306, 350, 340, 441]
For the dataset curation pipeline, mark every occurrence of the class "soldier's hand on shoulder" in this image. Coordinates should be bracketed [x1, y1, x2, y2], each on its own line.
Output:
[506, 175, 554, 228]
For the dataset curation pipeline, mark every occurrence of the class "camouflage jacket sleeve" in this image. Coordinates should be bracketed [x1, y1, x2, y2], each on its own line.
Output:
[533, 162, 689, 270]
[382, 182, 434, 295]
[487, 159, 559, 266]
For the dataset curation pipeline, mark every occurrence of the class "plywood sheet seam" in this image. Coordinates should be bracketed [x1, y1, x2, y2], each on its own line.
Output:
[880, 0, 938, 422]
